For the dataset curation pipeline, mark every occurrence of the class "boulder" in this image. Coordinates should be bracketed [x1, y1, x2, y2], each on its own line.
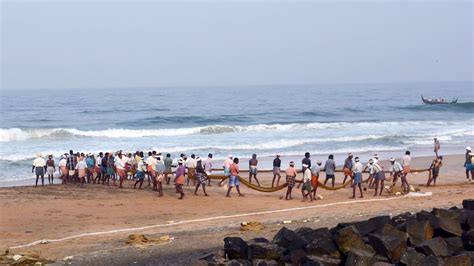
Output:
[305, 255, 342, 266]
[391, 212, 414, 226]
[334, 226, 374, 255]
[441, 254, 472, 266]
[463, 199, 474, 211]
[406, 219, 433, 246]
[415, 237, 448, 257]
[301, 228, 341, 259]
[463, 229, 474, 250]
[381, 224, 408, 244]
[432, 208, 461, 220]
[344, 249, 375, 266]
[444, 237, 464, 255]
[272, 227, 308, 251]
[368, 233, 407, 263]
[224, 237, 248, 260]
[458, 251, 474, 263]
[252, 259, 279, 266]
[249, 242, 282, 260]
[460, 210, 474, 231]
[399, 248, 426, 265]
[290, 249, 307, 265]
[368, 216, 391, 233]
[199, 252, 233, 266]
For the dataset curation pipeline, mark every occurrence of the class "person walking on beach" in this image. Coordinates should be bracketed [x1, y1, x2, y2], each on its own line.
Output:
[342, 153, 353, 184]
[351, 157, 364, 198]
[434, 137, 441, 157]
[174, 159, 186, 199]
[164, 154, 173, 185]
[323, 155, 336, 188]
[226, 157, 244, 197]
[115, 152, 127, 188]
[205, 153, 213, 186]
[155, 157, 165, 196]
[86, 153, 95, 184]
[194, 157, 210, 196]
[272, 154, 282, 187]
[134, 157, 147, 189]
[106, 152, 115, 186]
[46, 154, 55, 185]
[101, 152, 109, 185]
[32, 153, 46, 187]
[301, 164, 313, 202]
[389, 157, 403, 185]
[284, 161, 297, 200]
[75, 157, 88, 187]
[310, 161, 321, 199]
[146, 152, 157, 188]
[427, 156, 443, 187]
[248, 154, 261, 186]
[94, 152, 103, 184]
[219, 154, 233, 187]
[59, 155, 68, 184]
[465, 147, 472, 182]
[66, 150, 77, 184]
[401, 151, 412, 193]
[372, 161, 385, 196]
[186, 154, 197, 186]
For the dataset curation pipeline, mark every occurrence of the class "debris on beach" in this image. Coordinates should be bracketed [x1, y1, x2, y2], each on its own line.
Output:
[282, 220, 292, 224]
[126, 234, 173, 249]
[201, 199, 474, 265]
[240, 222, 265, 231]
[0, 249, 53, 265]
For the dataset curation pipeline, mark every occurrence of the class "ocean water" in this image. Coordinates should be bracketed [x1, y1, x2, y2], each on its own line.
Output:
[0, 82, 473, 185]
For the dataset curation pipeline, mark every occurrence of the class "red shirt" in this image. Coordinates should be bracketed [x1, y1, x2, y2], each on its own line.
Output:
[230, 163, 239, 176]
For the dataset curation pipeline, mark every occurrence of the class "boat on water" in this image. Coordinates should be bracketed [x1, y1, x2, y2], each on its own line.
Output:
[421, 95, 458, 105]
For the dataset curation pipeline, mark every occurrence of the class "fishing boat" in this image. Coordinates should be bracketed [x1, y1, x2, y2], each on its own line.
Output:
[421, 95, 458, 105]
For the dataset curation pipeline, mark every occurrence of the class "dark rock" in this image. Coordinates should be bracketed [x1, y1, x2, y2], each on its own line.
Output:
[251, 259, 279, 266]
[432, 208, 461, 220]
[391, 212, 414, 226]
[368, 233, 406, 263]
[224, 237, 249, 260]
[463, 229, 474, 251]
[460, 210, 474, 231]
[415, 237, 448, 257]
[272, 227, 308, 251]
[226, 259, 247, 266]
[444, 237, 464, 255]
[458, 251, 474, 263]
[372, 263, 393, 266]
[352, 220, 375, 236]
[344, 249, 375, 266]
[249, 242, 282, 260]
[302, 228, 341, 259]
[290, 249, 307, 265]
[368, 216, 391, 233]
[463, 199, 474, 211]
[200, 252, 243, 266]
[295, 227, 314, 237]
[381, 224, 408, 244]
[406, 219, 433, 246]
[441, 254, 472, 266]
[399, 248, 426, 265]
[334, 226, 374, 255]
[305, 255, 342, 266]
[249, 238, 270, 244]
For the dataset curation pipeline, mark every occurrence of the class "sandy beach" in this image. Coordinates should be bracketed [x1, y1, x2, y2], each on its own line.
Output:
[0, 154, 472, 264]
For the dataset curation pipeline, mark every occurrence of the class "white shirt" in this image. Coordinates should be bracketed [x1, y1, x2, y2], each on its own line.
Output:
[115, 156, 126, 170]
[33, 157, 46, 167]
[146, 156, 157, 167]
[137, 160, 147, 172]
[75, 160, 87, 170]
[402, 155, 411, 166]
[352, 162, 363, 173]
[390, 161, 403, 173]
[303, 168, 312, 182]
[59, 158, 67, 167]
[96, 156, 102, 166]
[186, 158, 197, 168]
[372, 163, 382, 174]
[310, 164, 320, 176]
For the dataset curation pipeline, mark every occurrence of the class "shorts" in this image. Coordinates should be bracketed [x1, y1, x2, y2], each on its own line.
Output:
[107, 167, 115, 176]
[249, 167, 257, 175]
[117, 169, 126, 178]
[354, 173, 362, 184]
[136, 171, 145, 180]
[273, 167, 280, 175]
[466, 163, 473, 171]
[326, 174, 335, 179]
[196, 173, 206, 184]
[403, 165, 411, 174]
[224, 167, 230, 177]
[286, 175, 296, 188]
[175, 175, 185, 185]
[343, 168, 353, 177]
[188, 168, 196, 179]
[68, 170, 75, 176]
[35, 167, 45, 176]
[101, 166, 107, 175]
[303, 181, 312, 191]
[375, 171, 385, 180]
[432, 168, 439, 177]
[47, 166, 54, 175]
[229, 175, 240, 187]
[311, 175, 319, 189]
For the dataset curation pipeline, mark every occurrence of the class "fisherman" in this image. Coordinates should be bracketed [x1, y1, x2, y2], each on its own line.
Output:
[434, 137, 441, 157]
[301, 164, 313, 202]
[272, 154, 282, 187]
[401, 151, 412, 193]
[75, 156, 88, 187]
[389, 157, 403, 185]
[226, 157, 244, 197]
[174, 159, 186, 199]
[372, 161, 385, 196]
[146, 151, 157, 188]
[32, 153, 46, 187]
[465, 147, 472, 182]
[115, 152, 127, 188]
[66, 150, 77, 184]
[155, 156, 165, 196]
[323, 155, 336, 188]
[194, 157, 210, 196]
[106, 152, 115, 186]
[284, 161, 297, 200]
[134, 156, 147, 190]
[219, 154, 233, 187]
[101, 152, 109, 185]
[164, 153, 173, 185]
[248, 153, 260, 186]
[85, 153, 95, 184]
[342, 153, 353, 184]
[204, 153, 213, 186]
[46, 154, 55, 185]
[310, 160, 321, 199]
[427, 156, 443, 187]
[186, 154, 197, 186]
[59, 154, 68, 184]
[350, 157, 364, 198]
[94, 152, 103, 184]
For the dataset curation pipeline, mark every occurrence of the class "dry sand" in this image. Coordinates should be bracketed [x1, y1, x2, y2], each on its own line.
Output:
[0, 154, 472, 265]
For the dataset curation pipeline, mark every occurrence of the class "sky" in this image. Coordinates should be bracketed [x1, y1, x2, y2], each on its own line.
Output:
[1, 1, 472, 90]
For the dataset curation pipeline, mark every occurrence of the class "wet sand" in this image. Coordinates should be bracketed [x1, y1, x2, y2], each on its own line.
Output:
[0, 154, 471, 265]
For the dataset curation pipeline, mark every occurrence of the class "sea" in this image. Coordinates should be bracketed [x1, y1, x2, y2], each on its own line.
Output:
[0, 81, 473, 186]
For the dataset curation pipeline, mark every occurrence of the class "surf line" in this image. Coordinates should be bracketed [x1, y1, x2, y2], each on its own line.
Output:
[10, 195, 417, 249]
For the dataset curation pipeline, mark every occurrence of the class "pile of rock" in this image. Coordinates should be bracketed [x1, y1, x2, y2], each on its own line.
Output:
[201, 199, 474, 265]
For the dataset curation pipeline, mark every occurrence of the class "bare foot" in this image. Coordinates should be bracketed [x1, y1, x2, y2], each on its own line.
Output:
[359, 195, 363, 198]
[349, 196, 355, 199]
[204, 194, 209, 197]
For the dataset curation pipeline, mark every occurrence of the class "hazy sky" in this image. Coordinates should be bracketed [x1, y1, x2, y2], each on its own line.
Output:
[1, 1, 472, 90]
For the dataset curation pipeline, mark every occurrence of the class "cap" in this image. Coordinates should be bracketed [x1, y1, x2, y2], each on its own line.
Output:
[373, 153, 379, 158]
[348, 153, 353, 157]
[289, 161, 295, 166]
[196, 157, 202, 162]
[316, 160, 322, 164]
[354, 157, 360, 162]
[467, 146, 472, 151]
[178, 159, 184, 164]
[228, 154, 233, 158]
[389, 157, 395, 162]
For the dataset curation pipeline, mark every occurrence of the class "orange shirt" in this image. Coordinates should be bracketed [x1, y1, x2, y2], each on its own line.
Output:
[230, 163, 239, 176]
[285, 167, 297, 177]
